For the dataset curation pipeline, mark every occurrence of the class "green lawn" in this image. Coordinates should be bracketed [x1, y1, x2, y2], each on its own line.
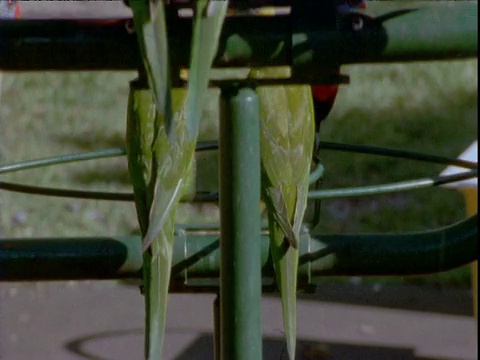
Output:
[0, 59, 477, 288]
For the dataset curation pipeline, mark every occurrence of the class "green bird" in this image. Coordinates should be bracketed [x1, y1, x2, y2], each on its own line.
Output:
[256, 84, 316, 360]
[127, 1, 228, 359]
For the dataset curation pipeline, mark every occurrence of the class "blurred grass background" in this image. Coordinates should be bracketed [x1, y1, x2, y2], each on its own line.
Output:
[0, 59, 477, 288]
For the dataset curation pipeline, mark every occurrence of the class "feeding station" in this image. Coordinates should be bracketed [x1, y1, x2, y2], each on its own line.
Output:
[0, 1, 477, 358]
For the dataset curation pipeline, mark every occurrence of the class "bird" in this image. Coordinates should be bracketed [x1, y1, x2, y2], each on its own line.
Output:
[257, 83, 316, 360]
[312, 0, 366, 131]
[126, 1, 228, 358]
[256, 2, 367, 359]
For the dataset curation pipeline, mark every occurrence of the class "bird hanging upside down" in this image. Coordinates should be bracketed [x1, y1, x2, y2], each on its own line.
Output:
[312, 0, 366, 130]
[257, 2, 367, 359]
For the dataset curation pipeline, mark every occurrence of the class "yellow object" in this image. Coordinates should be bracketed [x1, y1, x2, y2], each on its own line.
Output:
[440, 141, 477, 321]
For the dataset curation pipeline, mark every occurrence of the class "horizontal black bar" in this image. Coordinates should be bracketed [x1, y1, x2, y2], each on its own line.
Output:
[306, 215, 478, 277]
[0, 2, 476, 72]
[0, 19, 140, 71]
[0, 215, 476, 287]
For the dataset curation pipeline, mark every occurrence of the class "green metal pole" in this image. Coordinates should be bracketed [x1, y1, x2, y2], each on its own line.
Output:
[219, 85, 262, 360]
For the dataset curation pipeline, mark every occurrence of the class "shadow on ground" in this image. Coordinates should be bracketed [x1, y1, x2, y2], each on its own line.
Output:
[118, 280, 474, 317]
[295, 282, 474, 317]
[65, 331, 418, 360]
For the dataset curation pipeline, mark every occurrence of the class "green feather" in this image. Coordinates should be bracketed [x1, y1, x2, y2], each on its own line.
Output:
[130, 0, 173, 135]
[257, 85, 315, 360]
[128, 1, 227, 358]
[186, 0, 228, 139]
[127, 84, 188, 359]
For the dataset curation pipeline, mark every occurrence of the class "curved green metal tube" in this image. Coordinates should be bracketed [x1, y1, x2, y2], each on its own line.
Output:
[0, 142, 218, 175]
[361, 1, 478, 64]
[317, 141, 478, 170]
[1, 167, 474, 202]
[1, 140, 476, 202]
[0, 149, 126, 175]
[303, 214, 479, 277]
[309, 170, 477, 200]
[0, 181, 135, 201]
[0, 215, 476, 287]
[0, 236, 143, 281]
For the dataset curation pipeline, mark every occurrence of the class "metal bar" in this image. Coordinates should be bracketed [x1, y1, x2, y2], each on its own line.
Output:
[0, 215, 477, 284]
[310, 214, 479, 277]
[0, 236, 142, 281]
[361, 1, 478, 63]
[0, 181, 219, 202]
[309, 170, 478, 200]
[1, 142, 475, 202]
[1, 167, 475, 202]
[317, 141, 478, 170]
[0, 19, 139, 71]
[0, 142, 218, 175]
[0, 2, 476, 73]
[0, 148, 126, 174]
[219, 85, 262, 360]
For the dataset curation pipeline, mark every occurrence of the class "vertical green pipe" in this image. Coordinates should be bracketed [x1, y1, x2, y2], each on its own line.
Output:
[219, 85, 262, 360]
